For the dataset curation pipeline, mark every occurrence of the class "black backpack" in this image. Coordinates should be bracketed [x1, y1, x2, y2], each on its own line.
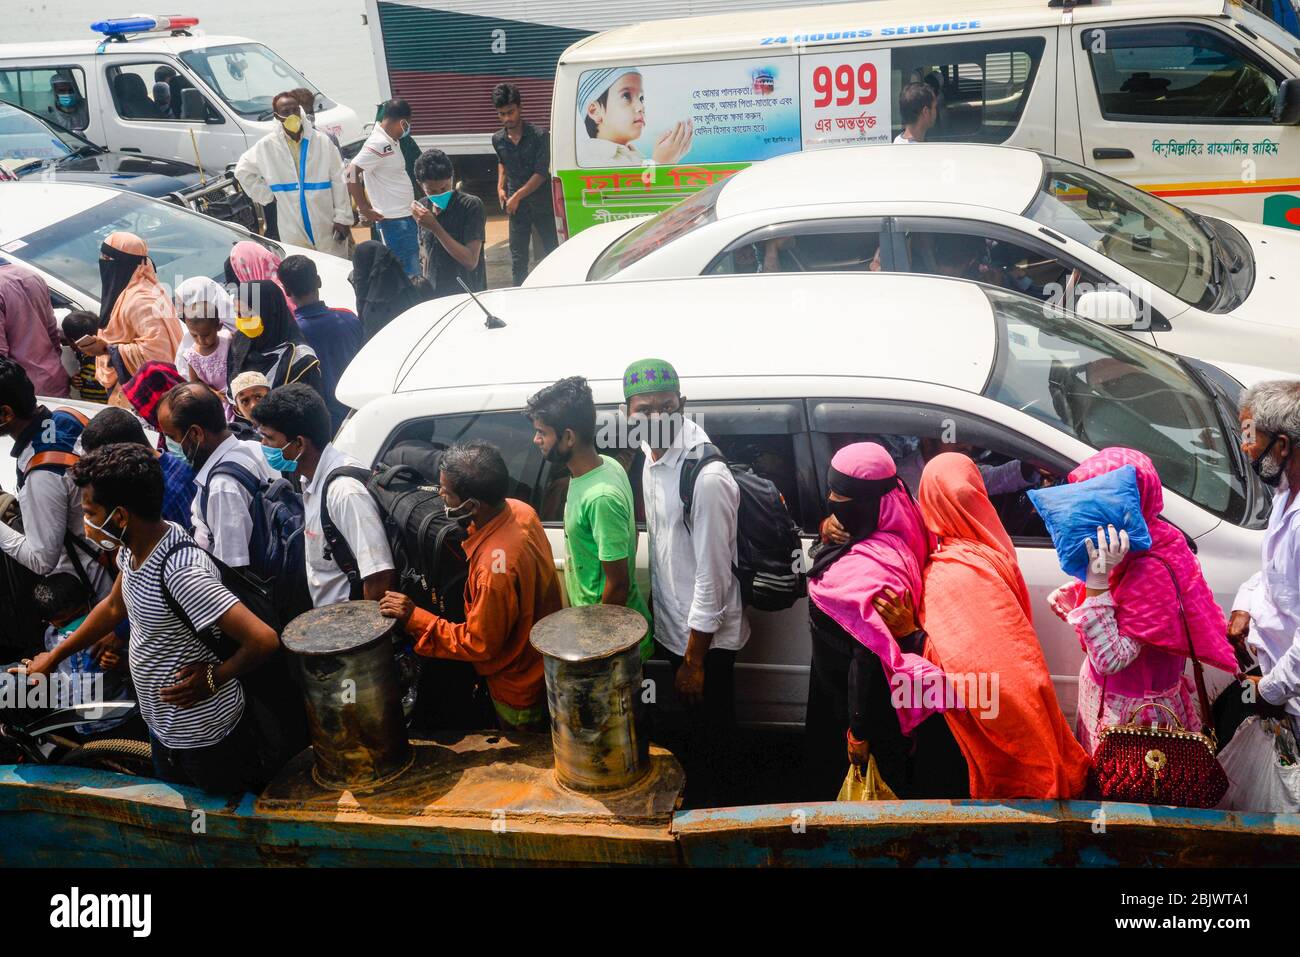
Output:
[320, 455, 469, 622]
[198, 461, 312, 627]
[679, 443, 807, 612]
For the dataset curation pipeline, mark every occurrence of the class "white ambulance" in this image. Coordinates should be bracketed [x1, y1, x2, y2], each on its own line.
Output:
[0, 15, 364, 175]
[550, 0, 1300, 239]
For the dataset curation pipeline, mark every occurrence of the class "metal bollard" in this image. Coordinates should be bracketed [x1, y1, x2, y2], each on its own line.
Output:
[530, 604, 649, 793]
[281, 601, 413, 790]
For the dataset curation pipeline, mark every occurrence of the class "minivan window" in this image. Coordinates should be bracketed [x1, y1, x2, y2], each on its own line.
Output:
[107, 63, 209, 122]
[180, 43, 328, 121]
[890, 36, 1046, 144]
[1024, 156, 1216, 310]
[1085, 24, 1281, 121]
[0, 66, 88, 131]
[588, 180, 723, 280]
[981, 286, 1262, 528]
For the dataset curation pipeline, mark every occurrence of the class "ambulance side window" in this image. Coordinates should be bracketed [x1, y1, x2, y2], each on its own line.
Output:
[890, 36, 1047, 144]
[1084, 24, 1281, 121]
[106, 63, 213, 122]
[0, 66, 88, 131]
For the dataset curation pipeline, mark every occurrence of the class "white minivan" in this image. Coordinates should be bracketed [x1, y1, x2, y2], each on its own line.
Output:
[0, 17, 364, 174]
[335, 272, 1266, 727]
[550, 0, 1300, 239]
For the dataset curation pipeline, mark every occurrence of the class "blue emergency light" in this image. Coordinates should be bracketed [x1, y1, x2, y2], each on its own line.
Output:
[90, 15, 200, 36]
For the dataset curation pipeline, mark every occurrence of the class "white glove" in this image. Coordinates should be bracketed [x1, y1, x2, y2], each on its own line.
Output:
[1084, 524, 1129, 591]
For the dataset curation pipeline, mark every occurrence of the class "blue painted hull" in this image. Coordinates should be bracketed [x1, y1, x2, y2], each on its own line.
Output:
[2, 763, 1297, 867]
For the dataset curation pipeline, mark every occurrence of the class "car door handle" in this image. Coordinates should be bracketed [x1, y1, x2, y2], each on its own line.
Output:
[1092, 147, 1133, 160]
[119, 147, 142, 153]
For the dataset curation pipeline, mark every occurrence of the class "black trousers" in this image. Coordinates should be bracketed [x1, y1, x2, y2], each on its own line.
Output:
[804, 627, 969, 801]
[661, 643, 737, 808]
[149, 711, 258, 796]
[507, 197, 558, 285]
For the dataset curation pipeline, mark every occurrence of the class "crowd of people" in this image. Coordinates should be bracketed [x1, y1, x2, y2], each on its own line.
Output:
[0, 81, 1297, 813]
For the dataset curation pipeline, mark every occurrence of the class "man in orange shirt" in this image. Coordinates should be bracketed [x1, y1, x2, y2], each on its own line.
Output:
[379, 440, 560, 731]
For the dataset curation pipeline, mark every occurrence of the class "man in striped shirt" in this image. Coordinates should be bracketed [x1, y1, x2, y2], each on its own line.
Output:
[19, 444, 277, 794]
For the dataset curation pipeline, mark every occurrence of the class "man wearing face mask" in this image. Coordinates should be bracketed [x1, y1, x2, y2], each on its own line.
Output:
[235, 91, 352, 258]
[0, 358, 109, 604]
[81, 406, 195, 535]
[1231, 380, 1300, 728]
[624, 357, 746, 807]
[156, 384, 275, 572]
[347, 99, 420, 278]
[379, 440, 559, 732]
[410, 148, 485, 298]
[526, 376, 652, 659]
[252, 384, 394, 607]
[48, 75, 88, 132]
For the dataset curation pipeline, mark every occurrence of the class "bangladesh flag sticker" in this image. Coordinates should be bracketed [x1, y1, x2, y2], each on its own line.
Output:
[1263, 194, 1300, 229]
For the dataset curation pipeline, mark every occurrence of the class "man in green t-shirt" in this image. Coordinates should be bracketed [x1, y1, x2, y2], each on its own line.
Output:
[526, 376, 653, 659]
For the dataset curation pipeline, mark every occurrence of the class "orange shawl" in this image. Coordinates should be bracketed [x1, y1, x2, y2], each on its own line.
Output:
[95, 232, 182, 405]
[917, 453, 1089, 799]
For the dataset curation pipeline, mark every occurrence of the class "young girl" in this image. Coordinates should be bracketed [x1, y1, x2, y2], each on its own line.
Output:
[181, 311, 234, 421]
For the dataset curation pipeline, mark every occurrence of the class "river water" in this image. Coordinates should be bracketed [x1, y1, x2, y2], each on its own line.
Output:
[6, 0, 383, 120]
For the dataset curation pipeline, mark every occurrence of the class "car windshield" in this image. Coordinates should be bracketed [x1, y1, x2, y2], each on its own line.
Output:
[588, 182, 723, 280]
[0, 103, 79, 170]
[1024, 155, 1217, 309]
[8, 191, 279, 300]
[982, 286, 1263, 527]
[179, 42, 326, 120]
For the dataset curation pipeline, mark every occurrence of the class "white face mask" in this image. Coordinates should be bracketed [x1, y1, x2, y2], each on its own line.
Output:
[84, 507, 125, 549]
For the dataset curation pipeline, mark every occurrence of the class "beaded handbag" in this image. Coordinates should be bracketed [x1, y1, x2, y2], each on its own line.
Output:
[1089, 556, 1229, 808]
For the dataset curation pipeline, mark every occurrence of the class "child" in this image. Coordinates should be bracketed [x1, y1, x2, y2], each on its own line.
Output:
[32, 573, 132, 737]
[577, 67, 693, 168]
[181, 311, 234, 422]
[59, 311, 109, 404]
[228, 370, 269, 440]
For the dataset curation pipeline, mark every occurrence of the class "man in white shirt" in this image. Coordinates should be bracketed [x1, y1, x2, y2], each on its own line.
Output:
[624, 356, 747, 806]
[156, 384, 276, 570]
[1232, 379, 1300, 727]
[346, 99, 420, 278]
[251, 383, 394, 607]
[893, 81, 937, 144]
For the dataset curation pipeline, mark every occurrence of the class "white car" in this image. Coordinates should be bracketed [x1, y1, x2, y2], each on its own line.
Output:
[337, 271, 1264, 727]
[0, 181, 356, 322]
[527, 144, 1300, 375]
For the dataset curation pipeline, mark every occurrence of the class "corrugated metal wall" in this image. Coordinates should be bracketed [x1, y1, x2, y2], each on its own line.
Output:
[377, 0, 865, 142]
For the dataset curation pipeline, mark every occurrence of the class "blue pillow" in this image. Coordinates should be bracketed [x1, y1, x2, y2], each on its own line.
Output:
[1027, 465, 1152, 581]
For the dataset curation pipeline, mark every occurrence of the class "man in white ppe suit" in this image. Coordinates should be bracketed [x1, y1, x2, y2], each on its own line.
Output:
[235, 91, 353, 259]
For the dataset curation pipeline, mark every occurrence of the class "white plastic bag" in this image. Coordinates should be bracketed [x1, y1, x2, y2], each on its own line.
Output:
[1218, 716, 1300, 813]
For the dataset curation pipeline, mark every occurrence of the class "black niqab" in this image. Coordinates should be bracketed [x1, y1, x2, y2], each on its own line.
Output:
[98, 242, 146, 329]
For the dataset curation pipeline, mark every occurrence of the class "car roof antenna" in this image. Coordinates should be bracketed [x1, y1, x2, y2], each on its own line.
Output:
[457, 278, 506, 329]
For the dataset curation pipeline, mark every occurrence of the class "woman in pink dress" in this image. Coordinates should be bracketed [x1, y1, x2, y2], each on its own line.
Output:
[1047, 447, 1237, 754]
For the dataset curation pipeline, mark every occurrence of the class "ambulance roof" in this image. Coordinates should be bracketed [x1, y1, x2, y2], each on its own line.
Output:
[0, 34, 255, 62]
[561, 0, 1230, 64]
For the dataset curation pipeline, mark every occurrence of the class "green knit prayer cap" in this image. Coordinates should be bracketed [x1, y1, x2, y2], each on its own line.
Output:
[622, 358, 680, 399]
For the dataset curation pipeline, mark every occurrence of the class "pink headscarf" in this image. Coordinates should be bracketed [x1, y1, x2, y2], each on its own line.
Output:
[226, 241, 287, 300]
[808, 443, 950, 734]
[1066, 448, 1235, 673]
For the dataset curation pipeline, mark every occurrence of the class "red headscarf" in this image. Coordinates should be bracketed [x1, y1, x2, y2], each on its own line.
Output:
[918, 453, 1090, 799]
[1065, 448, 1235, 674]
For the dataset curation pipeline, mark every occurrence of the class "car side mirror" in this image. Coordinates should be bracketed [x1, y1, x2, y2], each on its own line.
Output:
[1075, 289, 1138, 328]
[1274, 77, 1300, 125]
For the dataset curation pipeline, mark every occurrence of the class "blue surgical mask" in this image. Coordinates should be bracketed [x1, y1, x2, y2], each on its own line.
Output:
[427, 189, 453, 211]
[164, 436, 185, 458]
[57, 613, 88, 640]
[262, 440, 300, 473]
[57, 93, 77, 109]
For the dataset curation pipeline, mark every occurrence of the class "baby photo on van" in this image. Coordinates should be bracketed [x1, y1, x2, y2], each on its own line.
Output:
[577, 66, 693, 167]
